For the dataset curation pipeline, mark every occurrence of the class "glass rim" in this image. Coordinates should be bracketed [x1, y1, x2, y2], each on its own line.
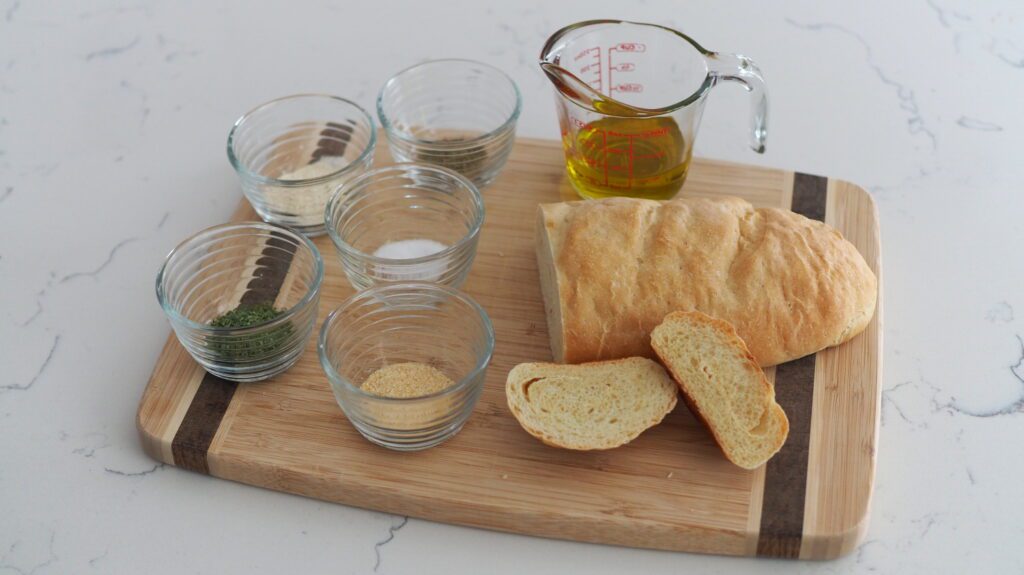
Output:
[539, 19, 716, 117]
[226, 93, 377, 187]
[318, 282, 495, 403]
[324, 163, 485, 265]
[376, 58, 522, 147]
[155, 221, 324, 333]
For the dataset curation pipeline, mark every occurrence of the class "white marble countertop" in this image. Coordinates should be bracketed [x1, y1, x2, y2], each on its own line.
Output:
[3, 1, 1023, 573]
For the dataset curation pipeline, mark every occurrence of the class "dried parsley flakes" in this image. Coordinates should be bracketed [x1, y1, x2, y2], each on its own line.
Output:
[207, 302, 293, 363]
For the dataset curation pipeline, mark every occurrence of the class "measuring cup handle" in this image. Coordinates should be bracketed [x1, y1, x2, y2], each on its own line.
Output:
[708, 53, 768, 154]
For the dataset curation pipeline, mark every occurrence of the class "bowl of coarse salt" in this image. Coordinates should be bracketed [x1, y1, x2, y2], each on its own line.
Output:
[227, 94, 376, 236]
[324, 163, 484, 290]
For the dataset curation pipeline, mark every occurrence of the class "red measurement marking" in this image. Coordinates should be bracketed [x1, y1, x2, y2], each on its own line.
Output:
[611, 83, 643, 93]
[602, 130, 608, 185]
[571, 48, 603, 94]
[580, 117, 672, 189]
[615, 42, 646, 52]
[580, 173, 632, 189]
[640, 127, 669, 137]
[628, 135, 633, 182]
[607, 41, 644, 96]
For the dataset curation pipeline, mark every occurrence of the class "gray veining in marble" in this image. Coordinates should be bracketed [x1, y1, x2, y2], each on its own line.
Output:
[84, 37, 140, 61]
[786, 18, 939, 150]
[373, 516, 409, 572]
[1, 1, 1023, 573]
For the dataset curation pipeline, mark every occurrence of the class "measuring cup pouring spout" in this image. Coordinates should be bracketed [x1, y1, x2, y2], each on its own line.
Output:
[540, 20, 769, 200]
[539, 61, 601, 114]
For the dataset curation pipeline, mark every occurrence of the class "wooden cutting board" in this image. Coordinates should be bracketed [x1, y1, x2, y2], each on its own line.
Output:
[137, 137, 882, 560]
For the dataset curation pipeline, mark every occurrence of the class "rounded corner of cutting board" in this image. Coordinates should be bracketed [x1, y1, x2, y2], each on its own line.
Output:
[136, 409, 173, 466]
[135, 331, 204, 468]
[801, 509, 872, 560]
[136, 392, 176, 466]
[830, 177, 875, 203]
[828, 178, 881, 229]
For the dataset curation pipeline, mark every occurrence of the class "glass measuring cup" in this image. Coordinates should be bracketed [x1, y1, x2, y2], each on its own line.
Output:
[540, 20, 767, 200]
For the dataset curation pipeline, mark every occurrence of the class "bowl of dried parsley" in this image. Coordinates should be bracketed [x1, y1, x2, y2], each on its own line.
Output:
[156, 222, 323, 382]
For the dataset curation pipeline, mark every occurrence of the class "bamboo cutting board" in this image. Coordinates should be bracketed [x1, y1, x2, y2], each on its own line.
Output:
[137, 137, 882, 560]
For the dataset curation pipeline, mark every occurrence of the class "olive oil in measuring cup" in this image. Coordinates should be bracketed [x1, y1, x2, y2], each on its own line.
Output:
[562, 116, 689, 200]
[541, 20, 770, 201]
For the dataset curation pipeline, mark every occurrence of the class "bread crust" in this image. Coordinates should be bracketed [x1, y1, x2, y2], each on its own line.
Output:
[536, 197, 878, 367]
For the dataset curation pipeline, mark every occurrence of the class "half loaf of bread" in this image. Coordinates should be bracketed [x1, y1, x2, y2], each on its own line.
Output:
[505, 358, 678, 450]
[651, 311, 789, 469]
[536, 196, 877, 367]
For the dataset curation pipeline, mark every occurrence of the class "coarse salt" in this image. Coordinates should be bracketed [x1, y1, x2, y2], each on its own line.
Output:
[372, 239, 449, 282]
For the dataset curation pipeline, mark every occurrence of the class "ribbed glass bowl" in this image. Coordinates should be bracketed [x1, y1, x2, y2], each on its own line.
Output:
[319, 283, 495, 450]
[156, 222, 323, 382]
[324, 163, 484, 290]
[227, 94, 376, 236]
[377, 59, 521, 188]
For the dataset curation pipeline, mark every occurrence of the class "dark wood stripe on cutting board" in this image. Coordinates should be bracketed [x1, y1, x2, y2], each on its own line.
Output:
[791, 173, 828, 222]
[171, 231, 297, 474]
[756, 172, 827, 558]
[171, 374, 238, 473]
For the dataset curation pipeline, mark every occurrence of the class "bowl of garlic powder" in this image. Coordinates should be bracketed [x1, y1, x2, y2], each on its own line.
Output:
[318, 282, 494, 451]
[227, 94, 376, 236]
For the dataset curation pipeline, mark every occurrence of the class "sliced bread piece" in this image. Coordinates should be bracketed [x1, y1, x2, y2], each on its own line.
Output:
[651, 311, 789, 469]
[505, 358, 678, 450]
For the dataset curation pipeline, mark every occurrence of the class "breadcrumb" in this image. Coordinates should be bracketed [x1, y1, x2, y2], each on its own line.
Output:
[361, 363, 455, 398]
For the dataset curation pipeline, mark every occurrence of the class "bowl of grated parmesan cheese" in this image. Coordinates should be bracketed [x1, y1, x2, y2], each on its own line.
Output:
[227, 94, 376, 236]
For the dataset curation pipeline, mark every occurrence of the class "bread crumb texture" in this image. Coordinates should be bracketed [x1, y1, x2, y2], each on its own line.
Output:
[651, 311, 789, 469]
[505, 358, 678, 451]
[361, 362, 456, 398]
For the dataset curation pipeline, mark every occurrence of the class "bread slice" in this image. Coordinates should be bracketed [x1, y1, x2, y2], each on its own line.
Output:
[505, 358, 678, 450]
[651, 311, 789, 469]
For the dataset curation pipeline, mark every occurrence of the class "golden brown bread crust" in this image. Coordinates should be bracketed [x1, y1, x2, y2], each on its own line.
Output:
[536, 196, 878, 367]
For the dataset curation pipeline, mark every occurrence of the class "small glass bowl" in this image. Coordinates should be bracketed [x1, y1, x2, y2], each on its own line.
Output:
[319, 283, 495, 451]
[377, 59, 521, 188]
[227, 94, 376, 236]
[156, 222, 323, 382]
[324, 163, 484, 290]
